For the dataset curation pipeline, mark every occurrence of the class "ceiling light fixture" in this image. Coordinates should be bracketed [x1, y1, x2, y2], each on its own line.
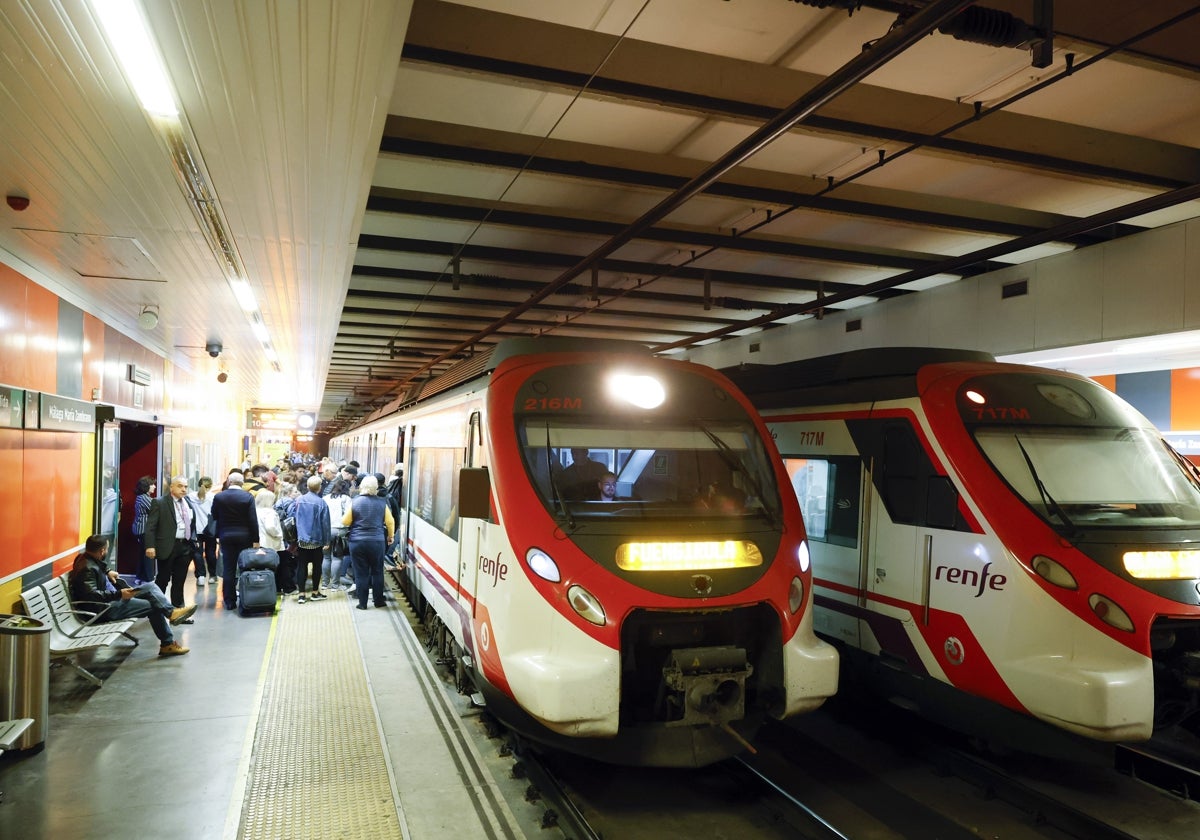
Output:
[91, 0, 273, 377]
[137, 306, 159, 330]
[91, 0, 178, 117]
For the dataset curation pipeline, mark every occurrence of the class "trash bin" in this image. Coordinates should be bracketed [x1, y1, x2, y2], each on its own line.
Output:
[0, 614, 49, 752]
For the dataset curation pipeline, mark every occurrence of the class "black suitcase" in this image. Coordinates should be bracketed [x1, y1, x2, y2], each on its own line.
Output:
[238, 546, 280, 572]
[237, 569, 277, 615]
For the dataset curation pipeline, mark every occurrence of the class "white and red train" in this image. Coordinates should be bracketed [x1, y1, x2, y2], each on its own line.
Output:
[331, 337, 838, 766]
[725, 348, 1200, 750]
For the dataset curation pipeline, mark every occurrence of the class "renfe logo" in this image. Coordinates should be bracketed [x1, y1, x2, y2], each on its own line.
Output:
[479, 552, 508, 587]
[935, 561, 1006, 597]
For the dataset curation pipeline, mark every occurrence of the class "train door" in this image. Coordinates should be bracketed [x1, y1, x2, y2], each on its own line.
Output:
[848, 418, 925, 662]
[850, 416, 972, 661]
[457, 410, 483, 616]
[94, 413, 120, 546]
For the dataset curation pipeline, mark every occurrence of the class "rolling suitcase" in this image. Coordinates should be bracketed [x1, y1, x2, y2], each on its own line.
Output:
[237, 569, 277, 616]
[238, 546, 280, 572]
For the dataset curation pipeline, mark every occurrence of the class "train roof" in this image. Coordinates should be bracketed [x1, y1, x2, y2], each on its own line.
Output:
[360, 337, 652, 424]
[722, 346, 995, 409]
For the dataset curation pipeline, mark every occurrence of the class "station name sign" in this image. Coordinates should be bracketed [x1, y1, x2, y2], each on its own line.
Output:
[39, 394, 96, 432]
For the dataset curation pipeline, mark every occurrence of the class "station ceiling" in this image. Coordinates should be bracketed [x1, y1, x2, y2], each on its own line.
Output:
[0, 0, 1197, 433]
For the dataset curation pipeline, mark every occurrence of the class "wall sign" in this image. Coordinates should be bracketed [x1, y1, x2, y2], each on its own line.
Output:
[39, 393, 97, 432]
[0, 387, 23, 428]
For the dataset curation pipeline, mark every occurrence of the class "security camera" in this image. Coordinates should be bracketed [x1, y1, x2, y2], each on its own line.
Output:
[216, 371, 228, 384]
[206, 341, 222, 358]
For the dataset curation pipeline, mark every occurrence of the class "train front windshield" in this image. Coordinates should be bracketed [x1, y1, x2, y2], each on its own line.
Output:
[519, 420, 781, 522]
[961, 373, 1200, 530]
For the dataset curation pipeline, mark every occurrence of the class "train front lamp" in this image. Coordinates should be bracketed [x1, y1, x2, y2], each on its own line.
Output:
[609, 373, 665, 409]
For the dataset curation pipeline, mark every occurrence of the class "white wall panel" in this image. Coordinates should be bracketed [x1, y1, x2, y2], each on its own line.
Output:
[687, 217, 1200, 372]
[975, 263, 1037, 354]
[1185, 218, 1200, 329]
[1101, 225, 1186, 340]
[1033, 246, 1104, 349]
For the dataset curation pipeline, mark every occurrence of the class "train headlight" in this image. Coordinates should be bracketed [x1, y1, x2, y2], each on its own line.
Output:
[1031, 555, 1078, 589]
[797, 540, 810, 573]
[1122, 550, 1200, 580]
[526, 548, 561, 583]
[1089, 593, 1135, 633]
[615, 540, 762, 571]
[609, 373, 665, 409]
[567, 584, 606, 625]
[788, 576, 805, 614]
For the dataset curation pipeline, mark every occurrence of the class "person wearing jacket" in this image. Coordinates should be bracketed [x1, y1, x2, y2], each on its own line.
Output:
[144, 476, 204, 608]
[211, 472, 260, 612]
[69, 535, 193, 656]
[292, 475, 330, 603]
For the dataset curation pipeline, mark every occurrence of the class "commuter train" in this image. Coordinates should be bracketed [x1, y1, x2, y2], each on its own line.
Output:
[723, 348, 1200, 752]
[330, 337, 838, 766]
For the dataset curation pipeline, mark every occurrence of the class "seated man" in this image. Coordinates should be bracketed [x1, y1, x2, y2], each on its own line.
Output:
[597, 472, 618, 502]
[68, 534, 195, 657]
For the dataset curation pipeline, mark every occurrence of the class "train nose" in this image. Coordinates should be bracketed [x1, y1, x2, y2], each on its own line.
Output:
[663, 646, 753, 726]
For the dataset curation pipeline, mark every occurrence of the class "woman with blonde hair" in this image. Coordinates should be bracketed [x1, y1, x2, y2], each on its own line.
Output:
[343, 475, 394, 610]
[255, 488, 284, 551]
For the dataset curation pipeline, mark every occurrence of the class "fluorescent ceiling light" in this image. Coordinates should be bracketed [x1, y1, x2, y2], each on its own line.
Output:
[92, 0, 178, 117]
[230, 279, 258, 312]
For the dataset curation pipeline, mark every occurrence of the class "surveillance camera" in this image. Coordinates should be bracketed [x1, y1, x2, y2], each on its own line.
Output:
[206, 341, 222, 358]
[216, 371, 228, 384]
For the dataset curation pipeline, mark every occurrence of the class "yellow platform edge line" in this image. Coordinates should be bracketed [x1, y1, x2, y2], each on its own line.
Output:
[223, 598, 282, 840]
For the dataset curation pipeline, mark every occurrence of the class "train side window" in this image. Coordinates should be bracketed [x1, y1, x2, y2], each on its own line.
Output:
[785, 456, 859, 548]
[926, 475, 959, 530]
[848, 418, 968, 532]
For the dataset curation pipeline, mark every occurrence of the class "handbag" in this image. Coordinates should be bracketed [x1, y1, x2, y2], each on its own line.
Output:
[331, 532, 348, 556]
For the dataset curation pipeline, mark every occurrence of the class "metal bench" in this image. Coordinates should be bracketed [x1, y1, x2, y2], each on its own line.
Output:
[42, 575, 139, 646]
[19, 583, 132, 687]
[0, 718, 33, 755]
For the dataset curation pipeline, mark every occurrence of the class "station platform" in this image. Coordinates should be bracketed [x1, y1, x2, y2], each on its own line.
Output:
[0, 576, 534, 839]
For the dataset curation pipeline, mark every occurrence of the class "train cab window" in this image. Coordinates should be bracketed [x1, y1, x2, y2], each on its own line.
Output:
[847, 418, 970, 532]
[518, 419, 781, 523]
[785, 456, 859, 548]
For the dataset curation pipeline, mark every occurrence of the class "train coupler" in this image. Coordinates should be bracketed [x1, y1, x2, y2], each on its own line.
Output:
[662, 645, 753, 727]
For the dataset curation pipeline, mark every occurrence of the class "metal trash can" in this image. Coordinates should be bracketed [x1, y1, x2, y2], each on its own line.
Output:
[0, 614, 49, 752]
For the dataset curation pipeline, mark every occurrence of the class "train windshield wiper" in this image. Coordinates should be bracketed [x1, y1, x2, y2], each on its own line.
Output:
[544, 423, 575, 530]
[695, 421, 778, 528]
[1013, 435, 1076, 534]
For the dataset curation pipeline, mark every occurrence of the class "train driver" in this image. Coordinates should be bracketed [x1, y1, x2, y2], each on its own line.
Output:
[597, 472, 618, 502]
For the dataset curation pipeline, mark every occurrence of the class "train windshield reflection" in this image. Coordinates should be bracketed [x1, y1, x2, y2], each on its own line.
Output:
[974, 426, 1200, 529]
[518, 419, 780, 521]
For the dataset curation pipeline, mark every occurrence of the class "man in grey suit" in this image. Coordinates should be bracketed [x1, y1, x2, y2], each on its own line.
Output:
[210, 471, 260, 611]
[144, 475, 202, 608]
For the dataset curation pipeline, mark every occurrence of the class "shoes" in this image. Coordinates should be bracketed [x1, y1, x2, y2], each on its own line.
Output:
[310, 591, 327, 601]
[169, 605, 198, 625]
[297, 593, 307, 604]
[374, 602, 386, 608]
[158, 642, 189, 657]
[225, 602, 237, 611]
[196, 577, 206, 586]
[355, 604, 367, 611]
[208, 576, 218, 583]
